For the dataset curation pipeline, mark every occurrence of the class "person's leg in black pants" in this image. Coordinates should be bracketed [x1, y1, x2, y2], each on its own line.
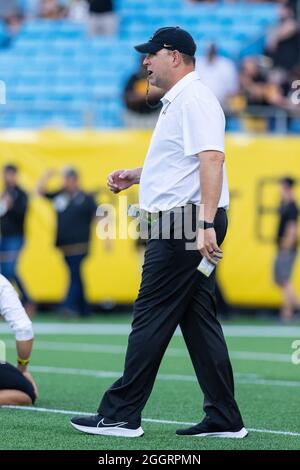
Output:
[178, 208, 244, 433]
[0, 362, 36, 405]
[71, 220, 200, 435]
[98, 231, 197, 425]
[71, 207, 245, 437]
[98, 208, 243, 428]
[179, 275, 243, 430]
[63, 253, 88, 316]
[0, 236, 32, 306]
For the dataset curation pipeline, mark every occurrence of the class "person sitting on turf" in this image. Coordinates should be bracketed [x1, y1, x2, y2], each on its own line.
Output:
[0, 274, 38, 405]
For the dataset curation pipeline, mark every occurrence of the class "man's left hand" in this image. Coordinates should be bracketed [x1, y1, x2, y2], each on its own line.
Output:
[197, 228, 223, 265]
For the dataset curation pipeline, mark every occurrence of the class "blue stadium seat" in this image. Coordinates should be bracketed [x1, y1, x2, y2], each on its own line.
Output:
[20, 20, 86, 39]
[289, 119, 300, 134]
[0, 4, 280, 130]
[0, 20, 8, 47]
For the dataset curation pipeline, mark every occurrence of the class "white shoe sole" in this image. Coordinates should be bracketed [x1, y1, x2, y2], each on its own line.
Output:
[70, 422, 144, 438]
[190, 427, 248, 439]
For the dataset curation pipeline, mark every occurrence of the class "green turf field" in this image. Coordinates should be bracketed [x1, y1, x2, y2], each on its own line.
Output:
[1, 314, 300, 450]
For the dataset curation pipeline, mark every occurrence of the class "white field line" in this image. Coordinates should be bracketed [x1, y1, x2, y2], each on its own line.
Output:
[2, 405, 300, 438]
[1, 323, 300, 337]
[229, 351, 292, 363]
[3, 339, 294, 363]
[27, 365, 300, 387]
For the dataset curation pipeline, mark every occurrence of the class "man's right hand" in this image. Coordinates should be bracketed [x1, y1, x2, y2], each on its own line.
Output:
[107, 169, 140, 194]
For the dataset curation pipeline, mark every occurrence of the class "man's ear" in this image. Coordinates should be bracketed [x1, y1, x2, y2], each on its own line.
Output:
[173, 50, 181, 67]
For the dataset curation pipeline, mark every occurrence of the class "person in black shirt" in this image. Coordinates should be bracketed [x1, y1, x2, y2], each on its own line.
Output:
[123, 58, 163, 128]
[273, 177, 299, 321]
[124, 58, 162, 115]
[0, 164, 32, 310]
[37, 167, 98, 317]
[87, 0, 117, 36]
[265, 5, 300, 72]
[87, 0, 113, 14]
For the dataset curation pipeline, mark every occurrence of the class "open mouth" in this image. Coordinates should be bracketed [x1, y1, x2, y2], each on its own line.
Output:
[148, 70, 153, 77]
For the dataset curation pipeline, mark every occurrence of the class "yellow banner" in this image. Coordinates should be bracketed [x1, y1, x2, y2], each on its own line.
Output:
[0, 130, 299, 307]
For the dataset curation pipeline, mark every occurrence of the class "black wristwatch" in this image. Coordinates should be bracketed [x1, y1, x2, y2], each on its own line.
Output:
[198, 220, 214, 230]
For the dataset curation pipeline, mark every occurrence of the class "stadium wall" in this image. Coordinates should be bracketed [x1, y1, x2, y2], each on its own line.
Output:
[0, 130, 299, 307]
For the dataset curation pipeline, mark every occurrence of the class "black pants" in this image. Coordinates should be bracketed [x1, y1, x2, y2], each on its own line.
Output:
[98, 206, 244, 429]
[0, 362, 36, 404]
[0, 236, 31, 305]
[63, 253, 88, 316]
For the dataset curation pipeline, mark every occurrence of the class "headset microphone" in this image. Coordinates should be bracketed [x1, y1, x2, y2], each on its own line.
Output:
[146, 77, 162, 110]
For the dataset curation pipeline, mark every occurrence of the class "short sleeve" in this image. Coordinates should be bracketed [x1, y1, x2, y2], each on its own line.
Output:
[182, 96, 225, 157]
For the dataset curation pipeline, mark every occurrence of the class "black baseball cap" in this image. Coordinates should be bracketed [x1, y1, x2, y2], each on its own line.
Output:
[134, 26, 196, 56]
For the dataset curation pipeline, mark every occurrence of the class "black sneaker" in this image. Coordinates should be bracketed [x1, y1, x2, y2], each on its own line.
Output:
[70, 414, 144, 438]
[176, 419, 248, 439]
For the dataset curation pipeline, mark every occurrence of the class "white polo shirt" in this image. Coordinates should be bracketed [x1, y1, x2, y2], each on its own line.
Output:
[139, 71, 229, 213]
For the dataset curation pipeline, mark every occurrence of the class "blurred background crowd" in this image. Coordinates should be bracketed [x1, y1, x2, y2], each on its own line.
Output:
[0, 0, 299, 132]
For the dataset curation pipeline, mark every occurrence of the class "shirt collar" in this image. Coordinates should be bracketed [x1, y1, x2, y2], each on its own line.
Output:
[161, 71, 200, 106]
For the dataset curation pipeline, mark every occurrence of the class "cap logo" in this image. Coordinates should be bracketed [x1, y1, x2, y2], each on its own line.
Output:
[163, 44, 173, 48]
